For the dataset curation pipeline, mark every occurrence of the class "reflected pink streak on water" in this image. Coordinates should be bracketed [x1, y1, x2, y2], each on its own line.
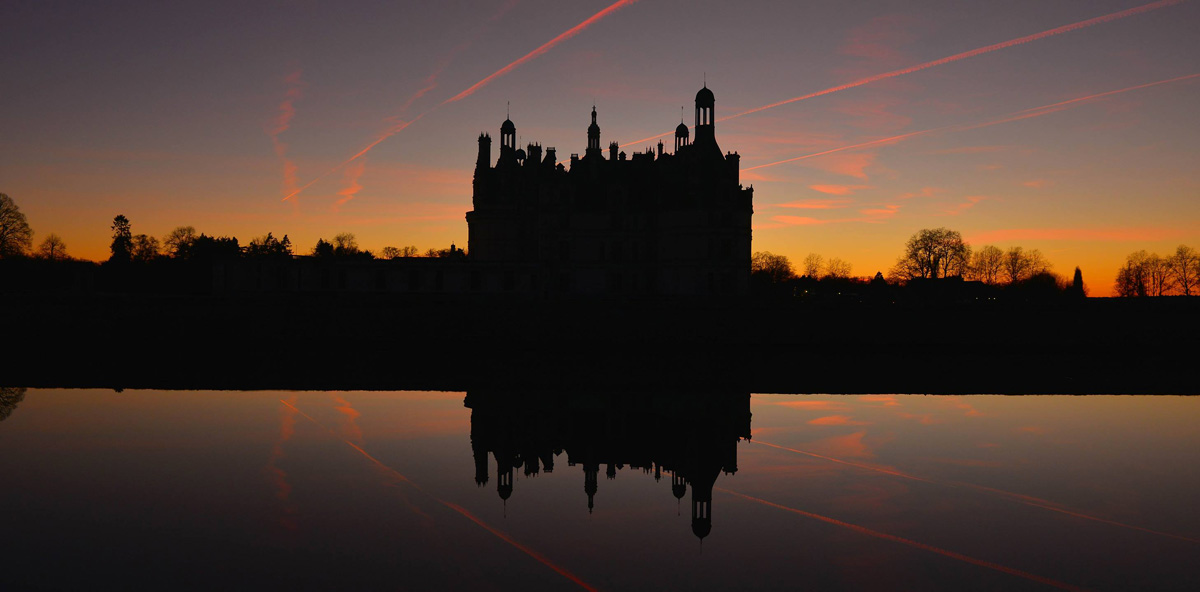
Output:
[753, 439, 1200, 544]
[719, 488, 1090, 592]
[279, 399, 599, 591]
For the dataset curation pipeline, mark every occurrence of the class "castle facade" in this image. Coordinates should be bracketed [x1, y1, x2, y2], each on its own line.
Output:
[466, 86, 753, 297]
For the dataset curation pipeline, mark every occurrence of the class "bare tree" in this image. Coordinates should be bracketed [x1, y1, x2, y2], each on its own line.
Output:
[1002, 247, 1051, 284]
[802, 253, 823, 278]
[824, 257, 852, 279]
[131, 234, 161, 262]
[890, 228, 971, 280]
[1166, 245, 1199, 296]
[968, 245, 1004, 284]
[1114, 250, 1150, 297]
[162, 225, 197, 258]
[1145, 253, 1173, 296]
[751, 251, 795, 284]
[36, 233, 69, 260]
[380, 245, 420, 259]
[332, 233, 359, 255]
[0, 193, 34, 258]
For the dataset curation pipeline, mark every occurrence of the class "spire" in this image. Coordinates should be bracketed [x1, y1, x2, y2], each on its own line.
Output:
[586, 104, 601, 155]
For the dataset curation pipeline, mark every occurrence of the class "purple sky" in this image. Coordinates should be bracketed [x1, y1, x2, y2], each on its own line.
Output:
[3, 0, 1198, 292]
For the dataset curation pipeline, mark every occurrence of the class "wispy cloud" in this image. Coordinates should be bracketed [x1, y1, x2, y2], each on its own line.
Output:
[968, 226, 1186, 243]
[809, 415, 871, 426]
[266, 68, 304, 197]
[622, 0, 1188, 148]
[333, 160, 367, 211]
[743, 71, 1200, 173]
[809, 185, 871, 196]
[777, 197, 853, 208]
[943, 195, 987, 216]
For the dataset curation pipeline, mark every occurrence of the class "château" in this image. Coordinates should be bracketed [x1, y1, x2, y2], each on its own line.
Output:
[467, 86, 753, 297]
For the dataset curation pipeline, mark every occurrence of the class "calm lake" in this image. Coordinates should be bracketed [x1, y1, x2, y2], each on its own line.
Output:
[2, 389, 1198, 591]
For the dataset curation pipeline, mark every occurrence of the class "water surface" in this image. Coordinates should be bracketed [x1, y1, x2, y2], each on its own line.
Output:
[1, 389, 1197, 590]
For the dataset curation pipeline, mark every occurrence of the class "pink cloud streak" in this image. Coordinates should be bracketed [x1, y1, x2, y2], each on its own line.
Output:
[442, 0, 641, 104]
[622, 0, 1187, 148]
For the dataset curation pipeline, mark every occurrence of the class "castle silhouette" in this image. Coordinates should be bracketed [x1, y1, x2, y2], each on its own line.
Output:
[466, 390, 750, 540]
[467, 86, 753, 297]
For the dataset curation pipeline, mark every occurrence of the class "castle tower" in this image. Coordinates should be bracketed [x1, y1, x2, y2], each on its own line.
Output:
[694, 85, 715, 145]
[586, 105, 602, 158]
[675, 121, 689, 152]
[500, 117, 516, 157]
[476, 133, 492, 171]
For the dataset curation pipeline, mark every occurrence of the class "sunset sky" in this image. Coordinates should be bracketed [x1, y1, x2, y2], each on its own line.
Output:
[3, 0, 1198, 293]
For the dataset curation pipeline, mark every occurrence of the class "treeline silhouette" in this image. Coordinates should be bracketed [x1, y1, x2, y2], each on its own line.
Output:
[751, 227, 1087, 303]
[1113, 246, 1199, 297]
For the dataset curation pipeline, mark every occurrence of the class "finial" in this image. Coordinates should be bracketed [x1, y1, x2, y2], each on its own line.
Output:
[703, 72, 707, 87]
[681, 106, 684, 124]
[506, 101, 510, 118]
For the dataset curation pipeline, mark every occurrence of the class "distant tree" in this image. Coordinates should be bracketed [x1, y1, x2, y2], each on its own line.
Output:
[1166, 245, 1199, 296]
[824, 257, 852, 279]
[131, 234, 161, 262]
[1114, 250, 1150, 297]
[1068, 266, 1087, 298]
[891, 227, 970, 280]
[36, 233, 69, 260]
[379, 246, 401, 259]
[246, 232, 292, 258]
[189, 234, 241, 260]
[332, 233, 359, 256]
[399, 245, 420, 257]
[1144, 253, 1173, 296]
[802, 253, 823, 278]
[968, 245, 1005, 284]
[751, 251, 795, 284]
[109, 215, 133, 263]
[162, 225, 197, 258]
[1001, 247, 1050, 284]
[0, 387, 26, 422]
[0, 193, 34, 258]
[312, 238, 334, 257]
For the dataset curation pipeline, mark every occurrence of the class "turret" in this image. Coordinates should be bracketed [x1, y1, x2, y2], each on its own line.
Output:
[586, 105, 601, 158]
[675, 121, 689, 152]
[695, 85, 715, 145]
[500, 117, 516, 158]
[609, 141, 618, 161]
[476, 133, 491, 170]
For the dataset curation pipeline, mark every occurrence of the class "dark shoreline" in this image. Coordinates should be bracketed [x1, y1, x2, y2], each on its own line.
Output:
[4, 292, 1197, 394]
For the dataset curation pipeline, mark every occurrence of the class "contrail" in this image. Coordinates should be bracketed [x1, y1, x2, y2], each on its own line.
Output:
[266, 69, 304, 196]
[282, 115, 423, 202]
[280, 3, 519, 203]
[719, 488, 1089, 592]
[743, 127, 946, 171]
[621, 0, 1187, 149]
[279, 399, 597, 590]
[443, 0, 641, 104]
[742, 72, 1200, 172]
[753, 439, 1200, 544]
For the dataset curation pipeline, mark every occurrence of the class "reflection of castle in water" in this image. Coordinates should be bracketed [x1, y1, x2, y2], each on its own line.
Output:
[466, 391, 751, 539]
